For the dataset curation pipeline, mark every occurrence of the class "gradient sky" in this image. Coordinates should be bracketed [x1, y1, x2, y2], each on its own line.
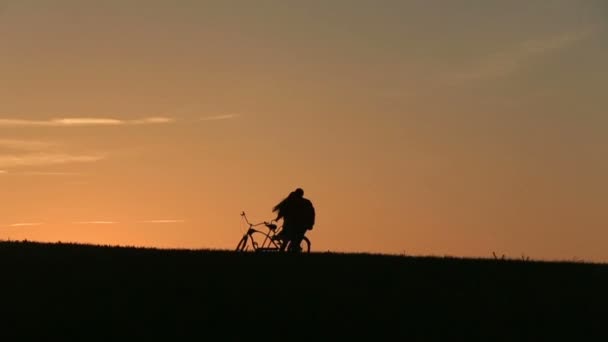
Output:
[1, 1, 606, 261]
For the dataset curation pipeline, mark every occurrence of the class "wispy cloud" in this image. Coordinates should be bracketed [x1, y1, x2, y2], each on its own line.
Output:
[132, 117, 174, 124]
[200, 114, 239, 121]
[8, 222, 43, 227]
[0, 153, 104, 168]
[20, 171, 81, 176]
[142, 219, 186, 224]
[0, 138, 103, 170]
[0, 170, 6, 175]
[448, 27, 596, 83]
[73, 221, 118, 225]
[0, 139, 57, 151]
[0, 117, 175, 127]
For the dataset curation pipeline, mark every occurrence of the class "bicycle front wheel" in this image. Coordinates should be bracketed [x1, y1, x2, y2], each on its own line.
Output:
[235, 235, 250, 251]
[236, 231, 281, 252]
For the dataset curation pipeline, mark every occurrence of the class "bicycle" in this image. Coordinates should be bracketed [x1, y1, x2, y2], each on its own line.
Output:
[235, 211, 311, 253]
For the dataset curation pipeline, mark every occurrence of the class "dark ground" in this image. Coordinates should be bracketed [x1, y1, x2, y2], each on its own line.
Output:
[0, 240, 606, 341]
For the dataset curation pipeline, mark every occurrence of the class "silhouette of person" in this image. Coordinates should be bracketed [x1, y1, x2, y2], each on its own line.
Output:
[272, 188, 315, 252]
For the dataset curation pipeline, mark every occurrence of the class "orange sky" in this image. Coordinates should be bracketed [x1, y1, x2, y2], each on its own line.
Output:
[1, 1, 607, 262]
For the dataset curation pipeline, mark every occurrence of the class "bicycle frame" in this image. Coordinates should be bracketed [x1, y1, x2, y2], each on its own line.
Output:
[236, 211, 311, 253]
[237, 212, 282, 251]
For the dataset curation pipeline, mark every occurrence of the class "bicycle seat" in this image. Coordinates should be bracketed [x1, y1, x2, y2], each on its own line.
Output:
[265, 223, 277, 230]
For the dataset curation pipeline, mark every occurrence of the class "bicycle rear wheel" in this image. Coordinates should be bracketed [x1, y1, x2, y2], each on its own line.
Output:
[283, 236, 311, 253]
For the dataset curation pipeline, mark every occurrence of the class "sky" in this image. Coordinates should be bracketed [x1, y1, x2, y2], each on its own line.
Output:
[1, 0, 607, 262]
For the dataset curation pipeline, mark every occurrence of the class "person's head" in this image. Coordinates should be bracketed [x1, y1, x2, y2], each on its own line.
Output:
[294, 188, 304, 198]
[273, 188, 305, 212]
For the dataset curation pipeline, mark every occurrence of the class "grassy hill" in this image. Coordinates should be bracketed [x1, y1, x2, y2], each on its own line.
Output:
[0, 240, 606, 341]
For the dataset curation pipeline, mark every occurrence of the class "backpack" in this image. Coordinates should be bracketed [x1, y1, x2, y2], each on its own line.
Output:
[302, 199, 316, 230]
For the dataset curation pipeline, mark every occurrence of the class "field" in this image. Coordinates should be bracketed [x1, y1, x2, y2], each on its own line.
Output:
[0, 240, 606, 341]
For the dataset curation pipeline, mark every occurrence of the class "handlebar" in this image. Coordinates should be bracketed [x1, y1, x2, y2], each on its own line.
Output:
[241, 211, 277, 229]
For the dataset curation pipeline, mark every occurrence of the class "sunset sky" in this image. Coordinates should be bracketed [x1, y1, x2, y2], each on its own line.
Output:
[1, 1, 606, 261]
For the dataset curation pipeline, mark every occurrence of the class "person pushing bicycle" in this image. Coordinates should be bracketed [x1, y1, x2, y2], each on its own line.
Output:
[271, 188, 316, 252]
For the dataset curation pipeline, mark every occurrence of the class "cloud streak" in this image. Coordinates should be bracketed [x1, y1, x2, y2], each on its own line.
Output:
[0, 153, 104, 168]
[142, 219, 186, 224]
[0, 138, 103, 170]
[200, 114, 239, 121]
[448, 27, 596, 83]
[20, 171, 81, 176]
[7, 222, 43, 227]
[0, 117, 174, 127]
[0, 139, 57, 151]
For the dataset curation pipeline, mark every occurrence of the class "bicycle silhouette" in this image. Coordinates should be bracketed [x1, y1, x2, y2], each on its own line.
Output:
[235, 211, 311, 253]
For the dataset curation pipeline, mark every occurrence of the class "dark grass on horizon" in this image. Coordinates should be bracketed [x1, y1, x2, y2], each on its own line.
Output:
[1, 238, 603, 265]
[0, 240, 606, 341]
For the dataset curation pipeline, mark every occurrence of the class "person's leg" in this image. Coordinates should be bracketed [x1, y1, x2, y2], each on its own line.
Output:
[280, 237, 289, 252]
[288, 229, 305, 252]
[278, 224, 292, 251]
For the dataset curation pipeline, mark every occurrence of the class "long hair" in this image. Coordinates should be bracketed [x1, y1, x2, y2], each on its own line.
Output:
[273, 191, 295, 213]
